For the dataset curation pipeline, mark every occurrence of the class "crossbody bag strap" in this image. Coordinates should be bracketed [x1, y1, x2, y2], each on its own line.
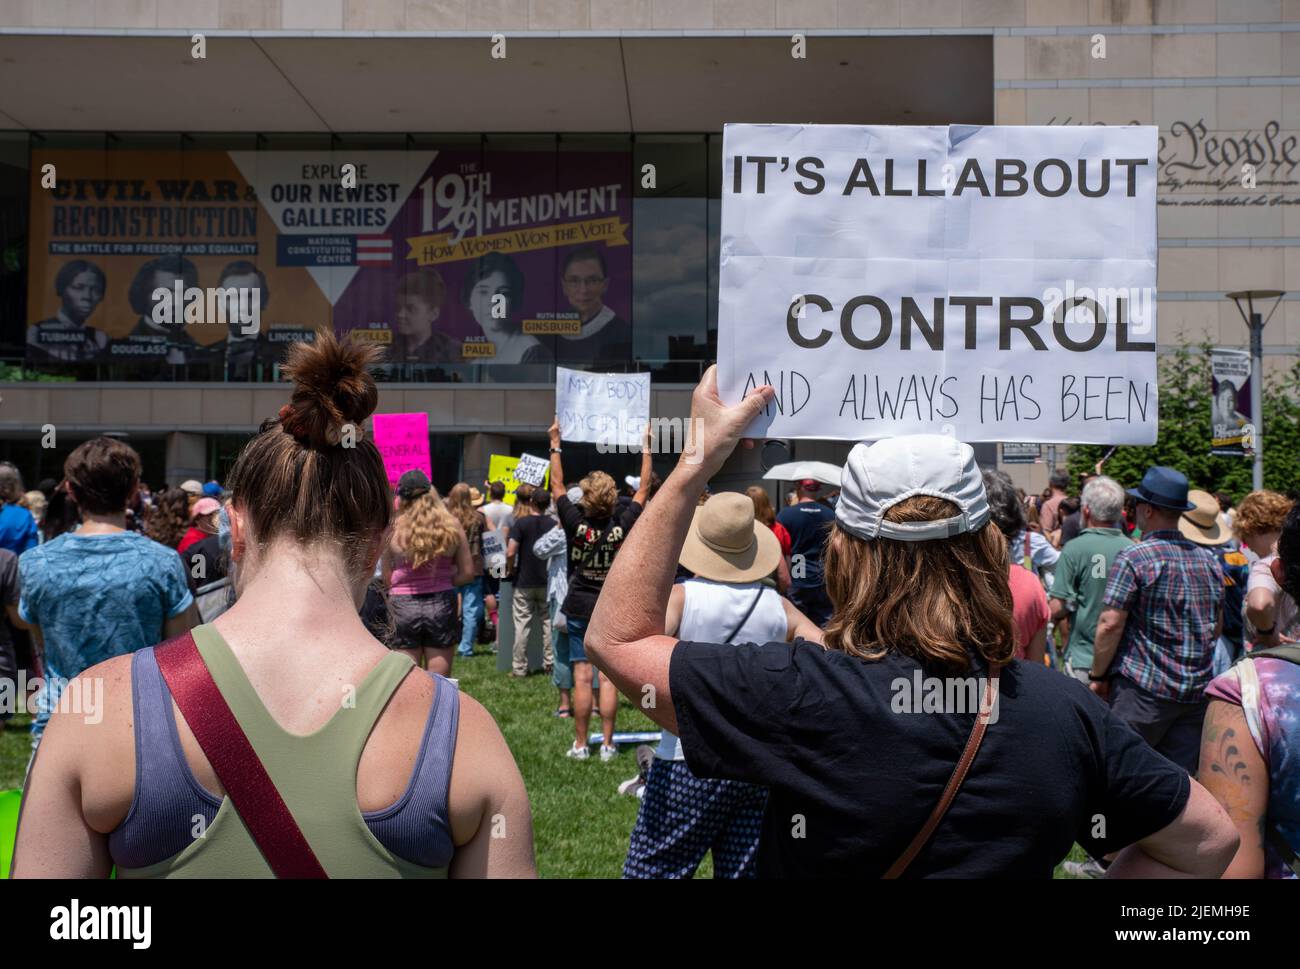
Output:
[883, 662, 1003, 879]
[154, 632, 329, 879]
[722, 587, 767, 644]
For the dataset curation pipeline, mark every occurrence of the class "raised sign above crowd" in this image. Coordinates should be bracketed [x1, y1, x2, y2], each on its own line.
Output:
[717, 124, 1159, 445]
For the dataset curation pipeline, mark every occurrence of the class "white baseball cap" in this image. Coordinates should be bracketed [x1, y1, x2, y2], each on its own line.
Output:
[835, 435, 990, 542]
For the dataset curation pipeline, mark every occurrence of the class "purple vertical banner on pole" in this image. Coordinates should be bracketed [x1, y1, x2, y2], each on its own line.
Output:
[373, 412, 432, 491]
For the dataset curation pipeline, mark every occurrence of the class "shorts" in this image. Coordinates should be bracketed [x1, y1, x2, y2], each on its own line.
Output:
[388, 590, 461, 650]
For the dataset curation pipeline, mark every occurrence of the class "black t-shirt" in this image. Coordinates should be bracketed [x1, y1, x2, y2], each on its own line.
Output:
[510, 514, 555, 590]
[670, 641, 1190, 878]
[775, 501, 836, 589]
[556, 494, 642, 619]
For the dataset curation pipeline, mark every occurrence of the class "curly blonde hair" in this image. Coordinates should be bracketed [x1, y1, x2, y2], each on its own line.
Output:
[578, 470, 617, 519]
[393, 487, 460, 569]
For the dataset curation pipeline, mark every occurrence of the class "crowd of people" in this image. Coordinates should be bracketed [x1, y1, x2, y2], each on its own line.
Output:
[2, 335, 1297, 880]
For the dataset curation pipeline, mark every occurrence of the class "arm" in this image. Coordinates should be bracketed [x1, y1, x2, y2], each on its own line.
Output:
[1048, 595, 1070, 625]
[6, 602, 30, 631]
[1195, 698, 1267, 878]
[1245, 586, 1278, 646]
[664, 583, 685, 638]
[1106, 779, 1239, 878]
[1025, 625, 1047, 666]
[548, 417, 565, 500]
[446, 694, 537, 878]
[781, 596, 824, 645]
[584, 366, 775, 736]
[10, 657, 134, 878]
[632, 424, 653, 506]
[775, 553, 792, 595]
[1090, 607, 1128, 698]
[452, 522, 474, 589]
[163, 601, 199, 640]
[505, 538, 519, 577]
[533, 524, 566, 560]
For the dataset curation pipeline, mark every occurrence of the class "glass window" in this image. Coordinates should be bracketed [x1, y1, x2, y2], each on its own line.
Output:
[632, 136, 708, 384]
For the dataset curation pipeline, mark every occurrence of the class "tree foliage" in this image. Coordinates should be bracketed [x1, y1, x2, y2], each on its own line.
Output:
[1067, 341, 1300, 502]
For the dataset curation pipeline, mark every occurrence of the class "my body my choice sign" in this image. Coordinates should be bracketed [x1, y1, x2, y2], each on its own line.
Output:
[718, 124, 1158, 444]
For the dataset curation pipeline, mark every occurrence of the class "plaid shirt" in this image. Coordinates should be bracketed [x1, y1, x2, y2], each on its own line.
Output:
[1102, 529, 1224, 701]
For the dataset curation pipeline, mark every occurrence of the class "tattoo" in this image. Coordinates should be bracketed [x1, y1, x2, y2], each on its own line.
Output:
[1206, 712, 1256, 826]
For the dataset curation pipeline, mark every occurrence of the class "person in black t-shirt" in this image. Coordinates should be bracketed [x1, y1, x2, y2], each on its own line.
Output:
[506, 487, 557, 678]
[775, 479, 836, 626]
[548, 417, 652, 761]
[580, 366, 1240, 878]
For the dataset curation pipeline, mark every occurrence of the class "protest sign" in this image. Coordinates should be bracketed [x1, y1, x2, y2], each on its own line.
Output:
[481, 531, 507, 578]
[717, 124, 1159, 444]
[515, 452, 550, 488]
[487, 454, 523, 505]
[1211, 348, 1253, 456]
[372, 412, 431, 491]
[556, 366, 650, 448]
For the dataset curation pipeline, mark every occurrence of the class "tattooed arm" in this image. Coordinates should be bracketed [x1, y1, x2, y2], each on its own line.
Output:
[1197, 698, 1267, 879]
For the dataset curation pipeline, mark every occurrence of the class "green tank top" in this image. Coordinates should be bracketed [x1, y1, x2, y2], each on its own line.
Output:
[118, 624, 449, 879]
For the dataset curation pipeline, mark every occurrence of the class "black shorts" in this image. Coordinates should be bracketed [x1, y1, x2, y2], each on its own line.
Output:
[388, 590, 461, 650]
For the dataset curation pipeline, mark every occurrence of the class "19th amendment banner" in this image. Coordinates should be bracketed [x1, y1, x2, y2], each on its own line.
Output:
[25, 149, 631, 372]
[718, 124, 1159, 444]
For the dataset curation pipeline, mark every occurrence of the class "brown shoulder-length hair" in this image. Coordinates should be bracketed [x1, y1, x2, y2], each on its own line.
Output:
[746, 486, 776, 528]
[822, 495, 1014, 676]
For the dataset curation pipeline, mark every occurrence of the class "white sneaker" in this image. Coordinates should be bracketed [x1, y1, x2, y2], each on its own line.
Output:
[1061, 859, 1106, 879]
[566, 743, 589, 760]
[600, 743, 618, 762]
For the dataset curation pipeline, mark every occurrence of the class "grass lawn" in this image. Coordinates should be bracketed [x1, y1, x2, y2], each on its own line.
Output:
[2, 651, 1091, 879]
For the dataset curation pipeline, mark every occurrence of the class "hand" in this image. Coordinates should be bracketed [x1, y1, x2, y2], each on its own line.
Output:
[679, 365, 774, 480]
[1089, 678, 1109, 701]
[548, 416, 561, 449]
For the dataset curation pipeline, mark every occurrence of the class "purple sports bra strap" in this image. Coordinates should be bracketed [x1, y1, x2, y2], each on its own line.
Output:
[154, 632, 328, 879]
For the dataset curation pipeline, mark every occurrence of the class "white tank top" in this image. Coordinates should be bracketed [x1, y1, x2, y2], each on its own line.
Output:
[658, 578, 789, 761]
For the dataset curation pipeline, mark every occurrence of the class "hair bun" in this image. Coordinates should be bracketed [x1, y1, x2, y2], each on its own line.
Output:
[279, 330, 381, 449]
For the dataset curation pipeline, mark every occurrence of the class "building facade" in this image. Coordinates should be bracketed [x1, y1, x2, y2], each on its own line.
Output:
[0, 0, 1296, 494]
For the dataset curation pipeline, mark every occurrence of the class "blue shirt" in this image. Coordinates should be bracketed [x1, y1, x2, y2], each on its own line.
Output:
[776, 500, 836, 590]
[18, 530, 193, 682]
[0, 503, 38, 555]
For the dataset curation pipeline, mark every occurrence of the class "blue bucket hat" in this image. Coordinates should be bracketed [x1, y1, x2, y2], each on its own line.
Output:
[1126, 466, 1195, 512]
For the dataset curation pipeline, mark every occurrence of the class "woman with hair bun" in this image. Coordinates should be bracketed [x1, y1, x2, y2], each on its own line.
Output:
[13, 331, 536, 878]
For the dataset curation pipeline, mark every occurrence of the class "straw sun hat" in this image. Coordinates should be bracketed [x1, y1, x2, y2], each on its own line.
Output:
[1179, 489, 1230, 546]
[678, 491, 781, 583]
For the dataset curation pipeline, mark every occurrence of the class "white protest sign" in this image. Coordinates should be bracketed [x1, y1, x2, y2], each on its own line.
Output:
[482, 531, 506, 578]
[556, 366, 651, 448]
[515, 452, 549, 487]
[718, 124, 1158, 444]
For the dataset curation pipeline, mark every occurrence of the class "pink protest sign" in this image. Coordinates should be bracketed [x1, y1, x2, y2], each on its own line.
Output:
[372, 412, 432, 491]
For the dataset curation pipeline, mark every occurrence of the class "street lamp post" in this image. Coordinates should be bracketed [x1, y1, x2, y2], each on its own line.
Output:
[1225, 290, 1285, 491]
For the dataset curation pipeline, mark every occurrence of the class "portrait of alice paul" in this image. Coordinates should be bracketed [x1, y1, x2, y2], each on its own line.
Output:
[27, 259, 109, 363]
[460, 251, 552, 366]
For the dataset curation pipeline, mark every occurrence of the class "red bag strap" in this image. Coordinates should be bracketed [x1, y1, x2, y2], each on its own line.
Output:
[154, 632, 328, 879]
[883, 662, 1003, 879]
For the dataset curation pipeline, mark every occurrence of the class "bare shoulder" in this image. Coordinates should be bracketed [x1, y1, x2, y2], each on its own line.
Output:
[49, 652, 139, 833]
